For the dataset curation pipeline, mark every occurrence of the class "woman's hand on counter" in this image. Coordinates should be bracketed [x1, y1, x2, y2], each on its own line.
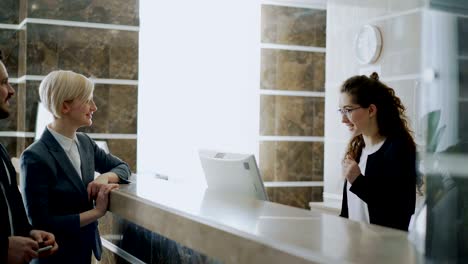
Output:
[87, 172, 119, 200]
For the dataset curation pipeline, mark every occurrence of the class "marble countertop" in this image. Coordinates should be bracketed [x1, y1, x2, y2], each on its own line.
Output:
[108, 174, 422, 264]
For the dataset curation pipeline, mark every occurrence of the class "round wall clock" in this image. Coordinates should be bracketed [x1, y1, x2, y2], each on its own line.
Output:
[354, 25, 382, 65]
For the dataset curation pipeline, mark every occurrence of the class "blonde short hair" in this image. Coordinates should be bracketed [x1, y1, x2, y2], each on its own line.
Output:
[39, 70, 94, 118]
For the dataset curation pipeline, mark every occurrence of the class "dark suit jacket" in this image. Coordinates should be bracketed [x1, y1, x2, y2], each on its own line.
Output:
[340, 136, 416, 231]
[0, 144, 32, 263]
[20, 129, 131, 264]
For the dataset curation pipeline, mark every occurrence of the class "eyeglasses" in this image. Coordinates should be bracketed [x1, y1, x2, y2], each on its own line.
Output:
[337, 107, 362, 117]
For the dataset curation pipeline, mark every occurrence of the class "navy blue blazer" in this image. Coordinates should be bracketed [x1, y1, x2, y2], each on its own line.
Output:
[0, 144, 32, 263]
[340, 136, 417, 231]
[20, 129, 131, 264]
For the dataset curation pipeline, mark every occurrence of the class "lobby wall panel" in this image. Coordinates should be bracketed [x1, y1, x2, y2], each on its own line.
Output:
[260, 95, 324, 136]
[261, 5, 326, 47]
[26, 0, 139, 25]
[260, 141, 323, 182]
[27, 24, 138, 79]
[261, 49, 325, 91]
[104, 139, 136, 172]
[24, 81, 40, 133]
[0, 29, 20, 78]
[79, 85, 138, 134]
[266, 187, 323, 209]
[0, 0, 19, 24]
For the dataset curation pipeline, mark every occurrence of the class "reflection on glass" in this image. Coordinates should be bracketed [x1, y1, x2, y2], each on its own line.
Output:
[421, 2, 468, 263]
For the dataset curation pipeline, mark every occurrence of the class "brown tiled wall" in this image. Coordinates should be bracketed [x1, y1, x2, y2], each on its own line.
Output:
[25, 0, 139, 25]
[0, 0, 139, 172]
[266, 187, 323, 209]
[0, 29, 19, 78]
[26, 24, 138, 79]
[261, 49, 325, 91]
[260, 141, 323, 182]
[0, 0, 19, 24]
[261, 5, 326, 47]
[260, 5, 326, 209]
[260, 95, 324, 136]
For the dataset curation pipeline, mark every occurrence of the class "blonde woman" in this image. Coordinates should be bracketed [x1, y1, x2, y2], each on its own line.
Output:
[20, 70, 131, 264]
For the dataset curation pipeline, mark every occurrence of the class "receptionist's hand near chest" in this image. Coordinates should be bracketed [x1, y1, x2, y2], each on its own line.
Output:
[342, 156, 361, 184]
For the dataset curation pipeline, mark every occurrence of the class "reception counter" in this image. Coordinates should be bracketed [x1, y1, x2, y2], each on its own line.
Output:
[102, 174, 422, 264]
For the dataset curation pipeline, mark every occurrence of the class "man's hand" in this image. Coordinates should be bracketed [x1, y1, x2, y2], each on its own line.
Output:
[29, 230, 58, 257]
[8, 236, 38, 264]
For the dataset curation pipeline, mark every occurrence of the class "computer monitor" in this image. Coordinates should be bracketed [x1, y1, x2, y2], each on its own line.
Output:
[35, 102, 54, 141]
[199, 150, 268, 201]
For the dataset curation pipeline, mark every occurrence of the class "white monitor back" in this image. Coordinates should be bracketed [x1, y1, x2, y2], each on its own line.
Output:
[35, 102, 54, 141]
[199, 150, 268, 201]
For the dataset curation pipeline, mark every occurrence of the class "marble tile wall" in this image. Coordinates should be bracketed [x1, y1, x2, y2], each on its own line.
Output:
[79, 84, 138, 134]
[261, 5, 326, 47]
[266, 187, 323, 209]
[260, 4, 326, 209]
[23, 0, 139, 25]
[104, 139, 137, 172]
[259, 141, 323, 182]
[26, 24, 138, 79]
[260, 95, 324, 136]
[0, 29, 19, 78]
[23, 81, 39, 133]
[261, 49, 325, 91]
[0, 1, 139, 171]
[0, 0, 19, 24]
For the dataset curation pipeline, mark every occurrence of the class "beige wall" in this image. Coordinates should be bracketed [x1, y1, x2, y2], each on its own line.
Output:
[323, 0, 425, 205]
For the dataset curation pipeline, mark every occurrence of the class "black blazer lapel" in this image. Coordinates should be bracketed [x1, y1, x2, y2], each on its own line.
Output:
[40, 129, 87, 196]
[0, 144, 13, 186]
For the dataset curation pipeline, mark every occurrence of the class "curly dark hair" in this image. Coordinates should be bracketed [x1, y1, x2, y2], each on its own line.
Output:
[340, 72, 416, 160]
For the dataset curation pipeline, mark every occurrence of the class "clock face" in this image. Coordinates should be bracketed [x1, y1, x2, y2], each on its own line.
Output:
[354, 25, 382, 65]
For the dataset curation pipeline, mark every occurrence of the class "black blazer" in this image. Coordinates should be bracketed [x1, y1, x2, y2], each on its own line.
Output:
[0, 144, 32, 263]
[340, 136, 416, 231]
[20, 129, 131, 264]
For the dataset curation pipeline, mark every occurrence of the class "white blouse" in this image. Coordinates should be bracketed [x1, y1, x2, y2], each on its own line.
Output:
[47, 126, 82, 180]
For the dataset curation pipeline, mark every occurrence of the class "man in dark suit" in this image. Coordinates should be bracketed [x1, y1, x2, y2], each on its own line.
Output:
[0, 51, 58, 263]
